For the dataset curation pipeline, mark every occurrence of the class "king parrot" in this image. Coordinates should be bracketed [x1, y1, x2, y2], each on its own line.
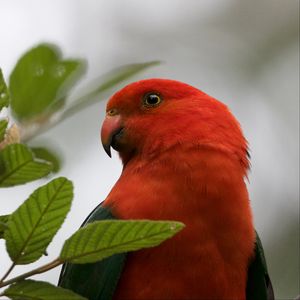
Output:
[59, 79, 274, 300]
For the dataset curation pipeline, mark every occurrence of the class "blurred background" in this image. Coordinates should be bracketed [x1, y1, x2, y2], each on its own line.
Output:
[0, 0, 299, 298]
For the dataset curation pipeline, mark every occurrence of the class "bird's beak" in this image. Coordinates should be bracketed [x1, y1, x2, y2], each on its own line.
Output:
[101, 114, 123, 157]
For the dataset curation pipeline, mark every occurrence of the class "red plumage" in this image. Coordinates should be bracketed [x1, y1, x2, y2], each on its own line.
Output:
[101, 79, 254, 300]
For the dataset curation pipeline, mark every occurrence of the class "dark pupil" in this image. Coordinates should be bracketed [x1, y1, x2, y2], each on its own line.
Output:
[147, 94, 160, 105]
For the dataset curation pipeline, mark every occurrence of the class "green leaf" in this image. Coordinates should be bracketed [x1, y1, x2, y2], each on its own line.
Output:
[0, 143, 53, 187]
[0, 69, 10, 110]
[18, 61, 159, 143]
[60, 220, 184, 264]
[62, 61, 160, 119]
[0, 214, 9, 239]
[4, 177, 73, 264]
[31, 147, 61, 173]
[3, 279, 87, 300]
[9, 43, 86, 121]
[0, 119, 8, 142]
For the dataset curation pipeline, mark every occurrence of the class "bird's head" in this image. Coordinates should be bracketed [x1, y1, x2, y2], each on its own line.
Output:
[101, 78, 249, 170]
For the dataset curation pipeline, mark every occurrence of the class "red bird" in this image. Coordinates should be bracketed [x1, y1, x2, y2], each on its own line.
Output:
[59, 79, 273, 300]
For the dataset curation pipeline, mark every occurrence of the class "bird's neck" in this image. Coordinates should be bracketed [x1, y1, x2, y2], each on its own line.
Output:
[107, 145, 250, 223]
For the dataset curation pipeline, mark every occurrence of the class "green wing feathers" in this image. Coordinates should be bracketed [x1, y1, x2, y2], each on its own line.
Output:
[58, 204, 126, 300]
[246, 232, 274, 300]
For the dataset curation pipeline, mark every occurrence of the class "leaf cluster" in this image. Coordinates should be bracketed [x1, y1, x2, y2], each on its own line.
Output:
[1, 43, 159, 174]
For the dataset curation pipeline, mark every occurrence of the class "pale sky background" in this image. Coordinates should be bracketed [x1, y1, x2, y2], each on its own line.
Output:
[0, 0, 299, 299]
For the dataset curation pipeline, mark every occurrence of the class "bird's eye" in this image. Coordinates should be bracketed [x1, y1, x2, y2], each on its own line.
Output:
[143, 92, 162, 107]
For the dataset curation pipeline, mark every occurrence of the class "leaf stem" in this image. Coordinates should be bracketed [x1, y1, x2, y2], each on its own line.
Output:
[0, 262, 15, 284]
[0, 258, 62, 288]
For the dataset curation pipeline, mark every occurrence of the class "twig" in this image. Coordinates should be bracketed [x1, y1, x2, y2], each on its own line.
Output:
[0, 258, 62, 288]
[0, 263, 15, 285]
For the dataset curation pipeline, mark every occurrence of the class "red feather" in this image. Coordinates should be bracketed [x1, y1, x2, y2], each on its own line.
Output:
[102, 79, 254, 300]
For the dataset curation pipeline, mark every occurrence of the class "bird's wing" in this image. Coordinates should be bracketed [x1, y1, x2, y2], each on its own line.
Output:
[58, 203, 126, 300]
[246, 232, 274, 300]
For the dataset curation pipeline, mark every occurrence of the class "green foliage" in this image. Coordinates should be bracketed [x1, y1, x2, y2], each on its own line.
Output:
[0, 69, 9, 144]
[0, 69, 10, 110]
[0, 119, 8, 142]
[0, 214, 9, 239]
[4, 177, 73, 264]
[0, 144, 53, 187]
[31, 147, 61, 173]
[3, 279, 87, 300]
[60, 220, 184, 264]
[7, 43, 159, 143]
[9, 44, 85, 122]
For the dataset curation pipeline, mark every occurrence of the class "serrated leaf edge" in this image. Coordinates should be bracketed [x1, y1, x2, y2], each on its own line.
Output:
[5, 178, 72, 264]
[61, 221, 184, 263]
